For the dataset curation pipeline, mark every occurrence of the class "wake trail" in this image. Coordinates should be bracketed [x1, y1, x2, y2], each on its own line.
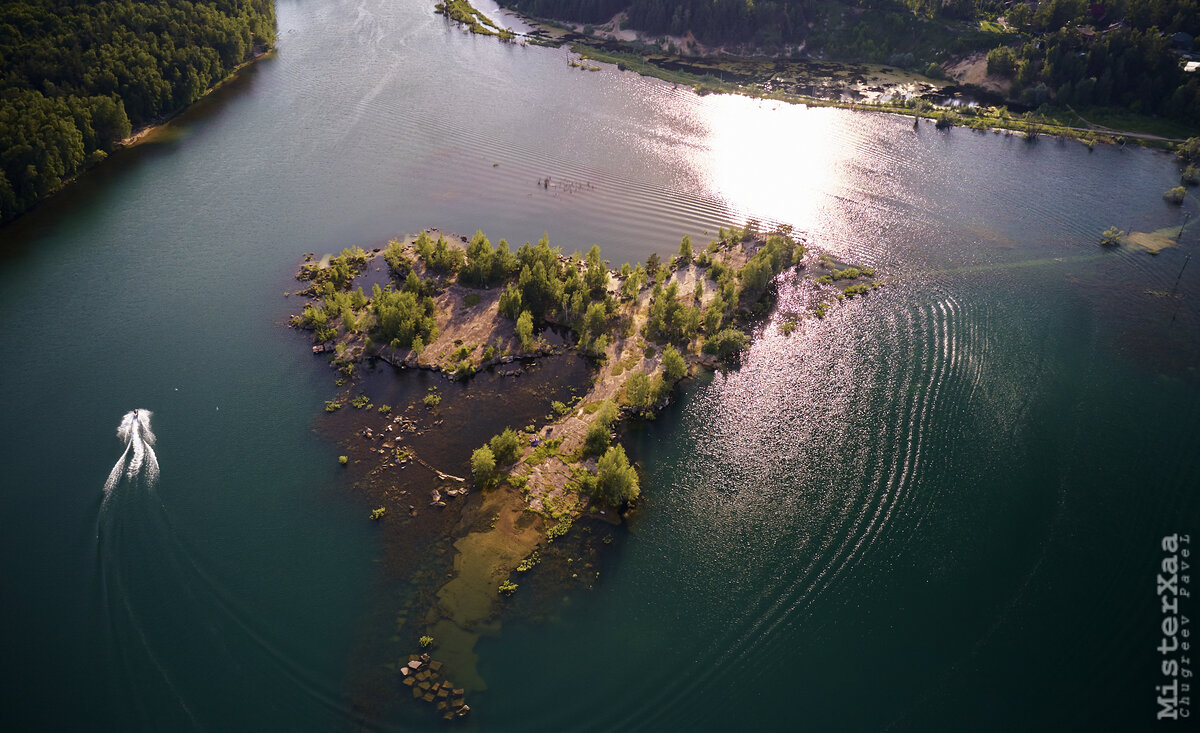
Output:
[104, 441, 132, 494]
[104, 409, 159, 495]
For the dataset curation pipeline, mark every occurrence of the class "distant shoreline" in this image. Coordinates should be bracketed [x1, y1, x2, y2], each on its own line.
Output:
[468, 4, 1191, 150]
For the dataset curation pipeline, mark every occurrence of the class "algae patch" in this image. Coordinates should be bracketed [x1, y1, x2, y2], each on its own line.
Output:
[1126, 226, 1185, 255]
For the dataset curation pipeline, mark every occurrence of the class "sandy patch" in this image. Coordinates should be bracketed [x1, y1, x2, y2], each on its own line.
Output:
[945, 52, 1011, 95]
[1126, 227, 1184, 254]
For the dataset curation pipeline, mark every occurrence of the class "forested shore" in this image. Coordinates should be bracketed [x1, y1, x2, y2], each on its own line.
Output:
[0, 0, 276, 224]
[495, 0, 1200, 130]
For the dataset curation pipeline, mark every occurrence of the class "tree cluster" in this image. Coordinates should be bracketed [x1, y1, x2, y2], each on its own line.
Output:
[458, 230, 518, 287]
[739, 234, 805, 304]
[493, 237, 619, 353]
[623, 369, 667, 412]
[414, 231, 466, 273]
[595, 444, 638, 505]
[1002, 26, 1200, 120]
[488, 427, 523, 466]
[583, 400, 619, 456]
[643, 280, 701, 344]
[0, 0, 276, 222]
[373, 285, 439, 352]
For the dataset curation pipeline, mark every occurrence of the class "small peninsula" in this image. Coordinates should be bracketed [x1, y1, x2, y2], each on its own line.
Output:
[291, 225, 881, 718]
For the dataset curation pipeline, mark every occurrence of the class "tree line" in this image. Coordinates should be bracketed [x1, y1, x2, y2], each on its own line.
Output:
[498, 0, 1198, 123]
[0, 0, 277, 223]
[500, 0, 1196, 47]
[498, 0, 992, 48]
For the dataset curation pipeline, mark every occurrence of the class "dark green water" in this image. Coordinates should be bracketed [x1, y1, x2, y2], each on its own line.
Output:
[1, 1, 1197, 730]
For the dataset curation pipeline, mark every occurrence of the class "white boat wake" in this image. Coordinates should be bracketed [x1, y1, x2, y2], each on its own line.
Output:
[103, 409, 160, 494]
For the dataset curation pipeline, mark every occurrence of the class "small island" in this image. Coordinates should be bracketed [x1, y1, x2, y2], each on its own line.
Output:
[292, 224, 880, 718]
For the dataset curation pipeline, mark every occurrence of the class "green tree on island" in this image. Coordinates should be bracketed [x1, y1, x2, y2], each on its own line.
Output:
[677, 235, 693, 265]
[662, 345, 688, 381]
[625, 370, 666, 413]
[515, 310, 535, 351]
[584, 401, 619, 457]
[704, 328, 750, 360]
[471, 445, 496, 487]
[488, 428, 522, 466]
[596, 445, 639, 505]
[498, 284, 523, 319]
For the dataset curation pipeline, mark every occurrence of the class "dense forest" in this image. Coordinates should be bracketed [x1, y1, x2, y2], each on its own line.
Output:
[498, 0, 995, 46]
[990, 2, 1200, 120]
[498, 0, 1200, 122]
[0, 1, 276, 223]
[501, 0, 1197, 47]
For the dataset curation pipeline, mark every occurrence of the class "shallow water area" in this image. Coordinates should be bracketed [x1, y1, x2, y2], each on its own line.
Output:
[312, 350, 594, 716]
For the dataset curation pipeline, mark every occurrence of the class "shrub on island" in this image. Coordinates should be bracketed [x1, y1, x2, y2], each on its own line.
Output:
[596, 445, 639, 505]
[703, 329, 749, 360]
[471, 446, 496, 487]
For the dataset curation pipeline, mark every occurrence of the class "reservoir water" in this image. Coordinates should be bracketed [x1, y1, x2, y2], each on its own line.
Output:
[1, 0, 1196, 730]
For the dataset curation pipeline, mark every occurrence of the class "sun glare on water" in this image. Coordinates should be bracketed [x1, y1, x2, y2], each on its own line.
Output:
[697, 95, 849, 232]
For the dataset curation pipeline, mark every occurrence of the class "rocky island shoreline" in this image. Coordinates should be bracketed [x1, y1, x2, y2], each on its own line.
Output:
[290, 224, 881, 719]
